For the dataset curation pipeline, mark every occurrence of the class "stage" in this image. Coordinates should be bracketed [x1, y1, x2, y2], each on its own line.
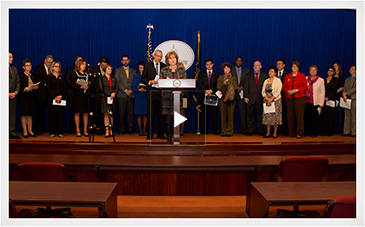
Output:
[9, 133, 356, 196]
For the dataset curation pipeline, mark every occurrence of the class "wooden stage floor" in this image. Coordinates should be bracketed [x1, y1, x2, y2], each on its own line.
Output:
[9, 132, 356, 156]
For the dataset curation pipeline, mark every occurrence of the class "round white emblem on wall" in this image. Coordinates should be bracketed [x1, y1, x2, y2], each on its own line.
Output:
[155, 40, 195, 71]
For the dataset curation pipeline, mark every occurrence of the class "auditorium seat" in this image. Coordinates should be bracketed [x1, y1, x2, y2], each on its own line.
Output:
[16, 162, 74, 218]
[322, 196, 356, 218]
[275, 156, 329, 218]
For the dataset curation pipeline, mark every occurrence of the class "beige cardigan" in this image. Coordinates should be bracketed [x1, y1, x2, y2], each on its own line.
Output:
[261, 77, 282, 101]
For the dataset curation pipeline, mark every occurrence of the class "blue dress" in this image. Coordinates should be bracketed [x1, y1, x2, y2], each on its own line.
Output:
[132, 73, 147, 115]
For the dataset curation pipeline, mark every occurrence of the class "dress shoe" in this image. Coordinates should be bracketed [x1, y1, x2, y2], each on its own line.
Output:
[167, 137, 172, 143]
[10, 135, 20, 139]
[49, 134, 55, 138]
[297, 135, 303, 139]
[246, 132, 253, 136]
[221, 134, 226, 137]
[128, 131, 134, 135]
[58, 134, 64, 137]
[146, 134, 153, 140]
[29, 132, 36, 137]
[36, 132, 43, 136]
[158, 135, 166, 139]
[226, 134, 232, 137]
[272, 134, 278, 139]
[342, 134, 350, 136]
[263, 134, 271, 138]
[23, 133, 29, 138]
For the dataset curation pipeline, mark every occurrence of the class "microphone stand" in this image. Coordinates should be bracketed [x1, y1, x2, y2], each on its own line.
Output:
[86, 64, 92, 142]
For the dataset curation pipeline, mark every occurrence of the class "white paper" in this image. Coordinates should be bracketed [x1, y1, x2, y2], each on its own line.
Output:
[151, 75, 159, 88]
[325, 100, 335, 108]
[76, 79, 88, 86]
[340, 97, 351, 109]
[317, 107, 322, 115]
[107, 97, 113, 105]
[263, 102, 276, 113]
[215, 90, 223, 99]
[239, 90, 244, 99]
[52, 99, 66, 106]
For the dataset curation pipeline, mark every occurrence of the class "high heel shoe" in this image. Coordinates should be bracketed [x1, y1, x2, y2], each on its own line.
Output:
[28, 132, 36, 137]
[263, 133, 271, 138]
[83, 131, 89, 137]
[23, 132, 29, 138]
[76, 131, 82, 137]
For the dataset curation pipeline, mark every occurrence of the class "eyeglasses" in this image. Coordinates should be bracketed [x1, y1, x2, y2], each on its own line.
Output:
[54, 65, 60, 68]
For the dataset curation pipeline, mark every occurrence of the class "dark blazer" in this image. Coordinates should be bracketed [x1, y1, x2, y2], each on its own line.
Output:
[277, 69, 291, 83]
[244, 71, 269, 104]
[9, 65, 20, 94]
[90, 66, 103, 96]
[197, 70, 220, 103]
[325, 76, 339, 101]
[33, 64, 49, 102]
[140, 61, 166, 100]
[232, 66, 250, 100]
[46, 73, 67, 103]
[231, 66, 250, 88]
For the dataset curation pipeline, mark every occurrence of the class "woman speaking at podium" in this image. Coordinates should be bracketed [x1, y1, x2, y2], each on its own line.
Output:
[160, 51, 187, 142]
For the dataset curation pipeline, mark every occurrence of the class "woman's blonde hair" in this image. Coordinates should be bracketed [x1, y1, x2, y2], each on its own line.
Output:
[49, 61, 62, 75]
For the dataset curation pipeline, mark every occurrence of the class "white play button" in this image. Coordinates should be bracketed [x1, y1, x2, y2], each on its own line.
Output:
[174, 111, 187, 128]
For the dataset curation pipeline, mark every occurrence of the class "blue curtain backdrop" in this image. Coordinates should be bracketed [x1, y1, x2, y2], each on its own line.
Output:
[9, 9, 356, 133]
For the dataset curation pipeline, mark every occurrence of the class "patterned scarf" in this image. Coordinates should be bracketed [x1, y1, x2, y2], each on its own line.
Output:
[305, 76, 319, 103]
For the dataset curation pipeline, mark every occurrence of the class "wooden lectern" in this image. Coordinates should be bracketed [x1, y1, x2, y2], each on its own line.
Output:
[158, 79, 196, 144]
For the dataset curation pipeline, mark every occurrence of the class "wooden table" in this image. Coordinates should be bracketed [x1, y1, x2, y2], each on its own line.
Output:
[247, 181, 356, 218]
[9, 181, 118, 218]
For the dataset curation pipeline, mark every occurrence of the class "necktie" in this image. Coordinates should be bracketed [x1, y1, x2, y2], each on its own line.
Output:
[255, 73, 258, 85]
[155, 63, 159, 75]
[9, 67, 12, 79]
[126, 68, 129, 79]
[237, 68, 241, 84]
[208, 71, 211, 84]
[279, 71, 282, 78]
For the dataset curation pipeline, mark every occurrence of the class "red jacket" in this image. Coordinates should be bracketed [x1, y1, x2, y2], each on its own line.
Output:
[282, 72, 307, 99]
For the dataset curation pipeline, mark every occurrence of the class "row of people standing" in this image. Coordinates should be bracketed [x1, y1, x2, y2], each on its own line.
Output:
[197, 58, 356, 138]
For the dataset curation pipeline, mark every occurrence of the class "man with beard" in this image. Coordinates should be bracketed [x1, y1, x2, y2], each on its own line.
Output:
[115, 55, 136, 134]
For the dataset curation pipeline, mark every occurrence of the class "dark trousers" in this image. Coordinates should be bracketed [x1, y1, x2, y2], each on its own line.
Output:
[280, 96, 288, 135]
[286, 97, 305, 137]
[34, 100, 47, 134]
[118, 97, 134, 133]
[200, 103, 218, 133]
[321, 105, 335, 135]
[219, 100, 236, 136]
[146, 95, 164, 136]
[236, 99, 247, 133]
[9, 98, 17, 136]
[247, 101, 265, 135]
[304, 103, 320, 136]
[165, 114, 173, 138]
[335, 106, 344, 134]
[48, 104, 64, 135]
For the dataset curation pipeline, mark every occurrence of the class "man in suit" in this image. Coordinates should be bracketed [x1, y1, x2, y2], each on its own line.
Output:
[276, 59, 291, 136]
[115, 55, 136, 134]
[231, 56, 250, 135]
[33, 55, 54, 135]
[197, 59, 220, 135]
[9, 52, 20, 139]
[91, 56, 109, 134]
[140, 50, 166, 140]
[244, 61, 268, 136]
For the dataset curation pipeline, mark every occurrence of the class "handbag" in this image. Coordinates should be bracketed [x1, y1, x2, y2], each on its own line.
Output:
[223, 84, 235, 102]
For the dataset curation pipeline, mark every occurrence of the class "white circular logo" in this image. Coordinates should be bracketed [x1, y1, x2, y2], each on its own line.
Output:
[155, 40, 195, 71]
[173, 79, 181, 87]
